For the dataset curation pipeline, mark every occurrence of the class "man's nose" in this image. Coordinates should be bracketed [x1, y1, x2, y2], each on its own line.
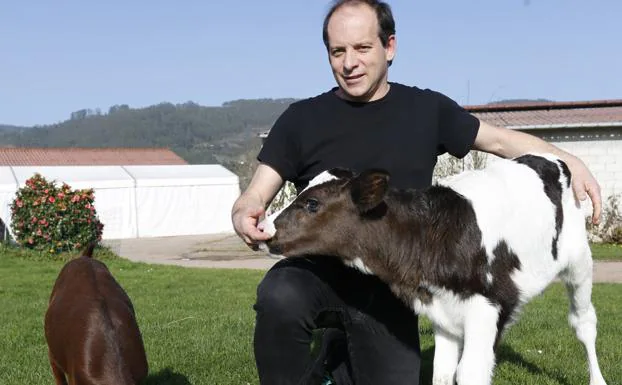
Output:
[343, 50, 358, 72]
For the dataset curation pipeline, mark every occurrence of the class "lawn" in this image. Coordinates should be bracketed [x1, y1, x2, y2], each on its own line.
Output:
[0, 246, 620, 385]
[592, 242, 622, 261]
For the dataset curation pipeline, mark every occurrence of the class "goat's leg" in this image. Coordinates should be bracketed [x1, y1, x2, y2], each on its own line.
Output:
[432, 328, 461, 385]
[48, 351, 67, 385]
[455, 296, 498, 385]
[562, 250, 607, 385]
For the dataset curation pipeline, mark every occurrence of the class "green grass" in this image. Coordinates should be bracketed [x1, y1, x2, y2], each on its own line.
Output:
[591, 242, 622, 261]
[1, 246, 620, 385]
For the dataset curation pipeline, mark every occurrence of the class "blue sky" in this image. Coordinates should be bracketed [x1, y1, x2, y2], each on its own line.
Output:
[1, 0, 620, 126]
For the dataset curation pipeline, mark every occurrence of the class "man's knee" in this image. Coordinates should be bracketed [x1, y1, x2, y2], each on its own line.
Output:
[254, 263, 318, 324]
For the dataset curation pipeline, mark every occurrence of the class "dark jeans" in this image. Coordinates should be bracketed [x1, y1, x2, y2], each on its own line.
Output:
[253, 256, 421, 385]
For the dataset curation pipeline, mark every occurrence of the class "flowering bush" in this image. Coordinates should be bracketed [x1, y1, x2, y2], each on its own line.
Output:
[10, 173, 104, 254]
[587, 193, 622, 244]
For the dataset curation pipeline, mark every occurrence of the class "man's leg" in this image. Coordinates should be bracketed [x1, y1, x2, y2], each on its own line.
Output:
[253, 256, 349, 385]
[253, 256, 421, 385]
[335, 271, 422, 385]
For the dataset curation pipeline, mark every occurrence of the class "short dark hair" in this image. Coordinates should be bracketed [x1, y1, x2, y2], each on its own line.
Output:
[322, 0, 396, 65]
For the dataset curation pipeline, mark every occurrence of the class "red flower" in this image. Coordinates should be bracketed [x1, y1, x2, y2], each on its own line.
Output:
[48, 196, 56, 203]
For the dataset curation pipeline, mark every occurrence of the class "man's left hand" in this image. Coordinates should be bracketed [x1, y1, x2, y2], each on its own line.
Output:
[567, 158, 602, 224]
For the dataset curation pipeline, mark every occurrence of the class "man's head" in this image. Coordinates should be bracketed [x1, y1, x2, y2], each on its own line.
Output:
[322, 0, 396, 102]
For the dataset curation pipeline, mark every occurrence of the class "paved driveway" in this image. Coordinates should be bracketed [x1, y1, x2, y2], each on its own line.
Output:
[103, 233, 278, 270]
[103, 233, 622, 283]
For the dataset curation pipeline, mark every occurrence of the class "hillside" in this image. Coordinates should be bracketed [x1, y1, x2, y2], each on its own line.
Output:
[0, 99, 297, 188]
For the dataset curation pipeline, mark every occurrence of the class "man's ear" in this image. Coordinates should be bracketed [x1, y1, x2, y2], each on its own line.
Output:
[348, 169, 390, 213]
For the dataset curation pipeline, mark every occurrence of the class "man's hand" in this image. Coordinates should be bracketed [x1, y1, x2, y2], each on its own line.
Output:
[230, 163, 285, 250]
[567, 158, 602, 224]
[232, 205, 273, 250]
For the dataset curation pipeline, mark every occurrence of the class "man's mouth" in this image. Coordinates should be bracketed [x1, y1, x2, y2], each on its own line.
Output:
[344, 74, 364, 83]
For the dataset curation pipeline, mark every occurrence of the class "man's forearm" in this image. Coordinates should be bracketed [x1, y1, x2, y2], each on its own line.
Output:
[475, 120, 581, 165]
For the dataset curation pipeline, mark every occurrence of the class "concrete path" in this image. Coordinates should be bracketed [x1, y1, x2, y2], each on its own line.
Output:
[103, 233, 622, 283]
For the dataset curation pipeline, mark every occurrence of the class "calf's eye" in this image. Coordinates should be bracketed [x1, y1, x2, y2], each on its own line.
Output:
[305, 198, 319, 213]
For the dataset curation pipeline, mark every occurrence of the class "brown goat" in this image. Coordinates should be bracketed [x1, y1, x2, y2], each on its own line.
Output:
[44, 244, 148, 385]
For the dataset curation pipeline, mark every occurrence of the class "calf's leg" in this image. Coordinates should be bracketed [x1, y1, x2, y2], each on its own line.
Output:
[455, 296, 498, 385]
[432, 328, 461, 385]
[562, 249, 607, 385]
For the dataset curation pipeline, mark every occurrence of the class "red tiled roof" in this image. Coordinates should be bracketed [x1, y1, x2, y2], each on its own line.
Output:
[0, 147, 188, 166]
[465, 99, 622, 128]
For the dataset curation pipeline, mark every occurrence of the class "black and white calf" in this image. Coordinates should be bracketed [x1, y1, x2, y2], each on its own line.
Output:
[258, 153, 607, 385]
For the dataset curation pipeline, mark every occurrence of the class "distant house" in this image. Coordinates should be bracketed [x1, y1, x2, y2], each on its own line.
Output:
[0, 147, 187, 166]
[259, 99, 622, 203]
[467, 99, 622, 203]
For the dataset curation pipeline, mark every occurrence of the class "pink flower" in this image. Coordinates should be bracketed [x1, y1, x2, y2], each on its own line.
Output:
[48, 196, 56, 203]
[16, 199, 23, 208]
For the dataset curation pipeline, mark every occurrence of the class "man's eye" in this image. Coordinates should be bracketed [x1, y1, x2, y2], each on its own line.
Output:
[305, 198, 319, 213]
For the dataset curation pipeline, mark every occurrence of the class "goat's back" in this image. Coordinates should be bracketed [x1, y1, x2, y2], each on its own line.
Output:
[44, 251, 148, 384]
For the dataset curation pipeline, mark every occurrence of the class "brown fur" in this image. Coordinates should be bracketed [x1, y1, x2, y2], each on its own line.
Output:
[44, 244, 148, 385]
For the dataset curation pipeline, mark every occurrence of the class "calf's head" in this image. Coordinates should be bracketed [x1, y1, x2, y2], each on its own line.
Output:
[260, 168, 390, 260]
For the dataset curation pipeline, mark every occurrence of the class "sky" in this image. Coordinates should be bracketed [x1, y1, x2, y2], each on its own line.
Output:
[1, 0, 621, 127]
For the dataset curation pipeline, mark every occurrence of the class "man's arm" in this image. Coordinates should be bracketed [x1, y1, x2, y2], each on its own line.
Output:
[473, 120, 602, 224]
[231, 164, 284, 248]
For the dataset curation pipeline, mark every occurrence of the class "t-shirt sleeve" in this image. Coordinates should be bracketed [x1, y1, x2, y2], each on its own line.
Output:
[435, 91, 480, 159]
[257, 104, 301, 181]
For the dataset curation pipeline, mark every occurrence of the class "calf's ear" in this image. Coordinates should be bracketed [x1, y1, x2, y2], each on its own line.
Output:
[328, 167, 356, 180]
[349, 169, 389, 213]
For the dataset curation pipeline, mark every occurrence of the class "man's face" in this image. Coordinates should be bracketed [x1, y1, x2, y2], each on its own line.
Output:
[326, 3, 395, 102]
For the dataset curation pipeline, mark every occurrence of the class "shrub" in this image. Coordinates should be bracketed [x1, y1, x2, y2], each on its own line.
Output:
[587, 193, 622, 244]
[267, 181, 297, 215]
[9, 173, 104, 254]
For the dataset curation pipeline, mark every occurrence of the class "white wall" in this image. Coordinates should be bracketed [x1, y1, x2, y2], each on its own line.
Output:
[549, 143, 621, 202]
[435, 126, 622, 218]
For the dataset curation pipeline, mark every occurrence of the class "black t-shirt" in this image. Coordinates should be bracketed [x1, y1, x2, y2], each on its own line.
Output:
[258, 82, 480, 192]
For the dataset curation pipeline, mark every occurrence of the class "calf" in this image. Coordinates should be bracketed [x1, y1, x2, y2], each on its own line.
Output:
[259, 153, 607, 385]
[44, 244, 148, 385]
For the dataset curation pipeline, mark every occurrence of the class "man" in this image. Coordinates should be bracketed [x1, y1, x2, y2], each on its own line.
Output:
[231, 1, 602, 384]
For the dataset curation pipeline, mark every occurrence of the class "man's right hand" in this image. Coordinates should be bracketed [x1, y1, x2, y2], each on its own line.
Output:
[230, 163, 285, 250]
[232, 205, 273, 250]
